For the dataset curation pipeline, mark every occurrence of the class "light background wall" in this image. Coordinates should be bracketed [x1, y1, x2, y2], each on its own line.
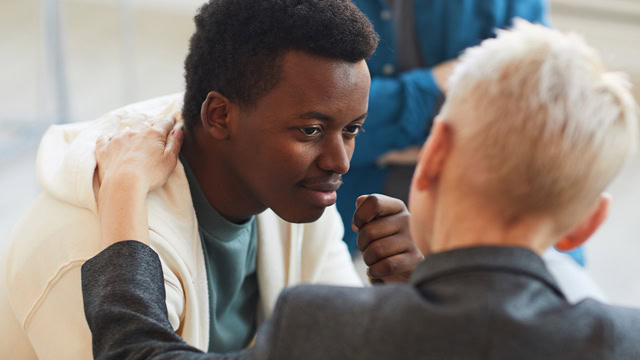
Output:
[550, 0, 640, 307]
[0, 0, 639, 306]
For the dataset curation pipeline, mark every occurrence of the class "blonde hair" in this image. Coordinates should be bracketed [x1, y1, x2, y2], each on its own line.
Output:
[441, 19, 638, 230]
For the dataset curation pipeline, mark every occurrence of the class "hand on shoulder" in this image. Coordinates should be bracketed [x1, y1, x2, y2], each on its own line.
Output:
[96, 116, 184, 193]
[95, 115, 184, 248]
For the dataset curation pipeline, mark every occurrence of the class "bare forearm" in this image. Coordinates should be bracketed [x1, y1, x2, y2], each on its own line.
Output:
[98, 175, 149, 247]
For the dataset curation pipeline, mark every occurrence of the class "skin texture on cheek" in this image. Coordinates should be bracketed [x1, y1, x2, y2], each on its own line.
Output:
[234, 119, 331, 222]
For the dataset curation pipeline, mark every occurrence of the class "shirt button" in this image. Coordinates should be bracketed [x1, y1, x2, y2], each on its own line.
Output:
[380, 9, 392, 21]
[382, 63, 395, 75]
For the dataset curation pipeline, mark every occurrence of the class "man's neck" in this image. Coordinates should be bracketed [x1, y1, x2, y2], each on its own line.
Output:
[181, 131, 267, 224]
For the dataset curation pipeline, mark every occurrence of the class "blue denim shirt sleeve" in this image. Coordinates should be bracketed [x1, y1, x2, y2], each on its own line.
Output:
[350, 0, 549, 167]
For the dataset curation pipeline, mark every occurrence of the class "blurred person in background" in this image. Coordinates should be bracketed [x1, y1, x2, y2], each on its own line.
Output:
[342, 0, 586, 266]
[81, 20, 640, 359]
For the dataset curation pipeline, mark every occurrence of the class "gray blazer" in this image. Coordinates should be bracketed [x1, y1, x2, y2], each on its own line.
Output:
[81, 242, 640, 360]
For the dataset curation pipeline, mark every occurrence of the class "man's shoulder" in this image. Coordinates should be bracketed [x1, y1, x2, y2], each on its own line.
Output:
[5, 192, 100, 276]
[496, 297, 640, 358]
[280, 283, 391, 311]
[581, 300, 640, 357]
[2, 184, 196, 328]
[277, 282, 426, 330]
[274, 284, 382, 337]
[109, 93, 184, 119]
[2, 193, 101, 320]
[569, 298, 640, 325]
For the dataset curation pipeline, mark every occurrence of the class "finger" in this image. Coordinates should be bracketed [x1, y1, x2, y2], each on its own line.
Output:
[111, 126, 132, 141]
[367, 253, 415, 279]
[356, 216, 403, 251]
[351, 195, 368, 232]
[152, 117, 176, 137]
[361, 236, 410, 266]
[164, 125, 184, 158]
[352, 194, 406, 231]
[96, 135, 109, 148]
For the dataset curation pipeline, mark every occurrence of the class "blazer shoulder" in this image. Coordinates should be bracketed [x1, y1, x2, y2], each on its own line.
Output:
[265, 284, 412, 360]
[601, 303, 640, 357]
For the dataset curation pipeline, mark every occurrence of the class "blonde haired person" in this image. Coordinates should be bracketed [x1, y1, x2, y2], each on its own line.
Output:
[410, 18, 638, 256]
[81, 20, 640, 359]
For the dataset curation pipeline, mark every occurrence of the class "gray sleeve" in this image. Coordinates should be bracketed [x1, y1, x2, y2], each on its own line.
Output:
[81, 241, 255, 360]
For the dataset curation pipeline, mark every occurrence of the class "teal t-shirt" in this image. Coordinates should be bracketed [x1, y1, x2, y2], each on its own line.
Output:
[181, 156, 259, 353]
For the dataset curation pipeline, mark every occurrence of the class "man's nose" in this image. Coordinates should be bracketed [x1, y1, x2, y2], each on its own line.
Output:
[317, 135, 350, 175]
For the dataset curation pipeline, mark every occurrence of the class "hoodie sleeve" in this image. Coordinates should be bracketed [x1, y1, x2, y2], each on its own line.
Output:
[17, 263, 95, 359]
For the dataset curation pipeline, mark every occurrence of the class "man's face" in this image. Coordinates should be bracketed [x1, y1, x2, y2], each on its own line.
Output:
[227, 51, 371, 223]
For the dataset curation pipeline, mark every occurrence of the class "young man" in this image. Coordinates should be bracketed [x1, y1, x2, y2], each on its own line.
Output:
[82, 20, 640, 359]
[0, 1, 422, 358]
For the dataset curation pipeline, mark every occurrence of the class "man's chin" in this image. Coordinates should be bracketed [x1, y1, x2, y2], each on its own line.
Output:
[272, 205, 327, 224]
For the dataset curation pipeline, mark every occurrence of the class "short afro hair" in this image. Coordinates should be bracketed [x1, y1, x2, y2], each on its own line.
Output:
[182, 0, 379, 131]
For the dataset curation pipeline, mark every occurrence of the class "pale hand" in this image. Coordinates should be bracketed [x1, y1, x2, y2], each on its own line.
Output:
[96, 116, 183, 193]
[95, 116, 183, 248]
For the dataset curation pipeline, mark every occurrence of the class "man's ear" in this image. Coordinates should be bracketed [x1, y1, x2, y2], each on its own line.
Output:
[200, 91, 232, 140]
[414, 119, 453, 192]
[555, 194, 611, 251]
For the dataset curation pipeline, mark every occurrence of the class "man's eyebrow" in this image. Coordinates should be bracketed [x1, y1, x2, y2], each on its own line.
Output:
[298, 111, 333, 121]
[298, 111, 368, 122]
[352, 112, 368, 122]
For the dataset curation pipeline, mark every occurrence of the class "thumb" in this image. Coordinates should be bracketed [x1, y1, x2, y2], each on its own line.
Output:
[352, 195, 369, 233]
[165, 125, 184, 158]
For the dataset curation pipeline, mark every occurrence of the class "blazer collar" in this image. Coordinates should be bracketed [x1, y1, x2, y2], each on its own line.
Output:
[410, 246, 566, 300]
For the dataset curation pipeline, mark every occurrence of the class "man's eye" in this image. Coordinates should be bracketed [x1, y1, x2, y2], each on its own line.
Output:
[344, 124, 364, 136]
[298, 127, 322, 137]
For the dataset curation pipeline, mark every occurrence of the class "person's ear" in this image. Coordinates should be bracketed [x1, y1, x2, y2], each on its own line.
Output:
[200, 91, 232, 140]
[555, 194, 611, 251]
[414, 119, 453, 192]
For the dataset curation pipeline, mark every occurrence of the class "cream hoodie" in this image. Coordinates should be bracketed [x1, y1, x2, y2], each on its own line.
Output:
[0, 94, 361, 359]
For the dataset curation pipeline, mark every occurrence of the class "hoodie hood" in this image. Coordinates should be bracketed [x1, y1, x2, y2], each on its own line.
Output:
[35, 93, 185, 214]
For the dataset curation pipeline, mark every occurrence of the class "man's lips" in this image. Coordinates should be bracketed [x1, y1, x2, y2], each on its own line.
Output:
[298, 178, 341, 207]
[299, 178, 343, 192]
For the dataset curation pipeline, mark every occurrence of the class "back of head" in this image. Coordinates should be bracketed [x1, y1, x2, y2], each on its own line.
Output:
[182, 0, 379, 131]
[441, 19, 638, 232]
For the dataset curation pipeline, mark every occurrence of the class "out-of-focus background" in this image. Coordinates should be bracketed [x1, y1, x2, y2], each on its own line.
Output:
[1, 0, 639, 305]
